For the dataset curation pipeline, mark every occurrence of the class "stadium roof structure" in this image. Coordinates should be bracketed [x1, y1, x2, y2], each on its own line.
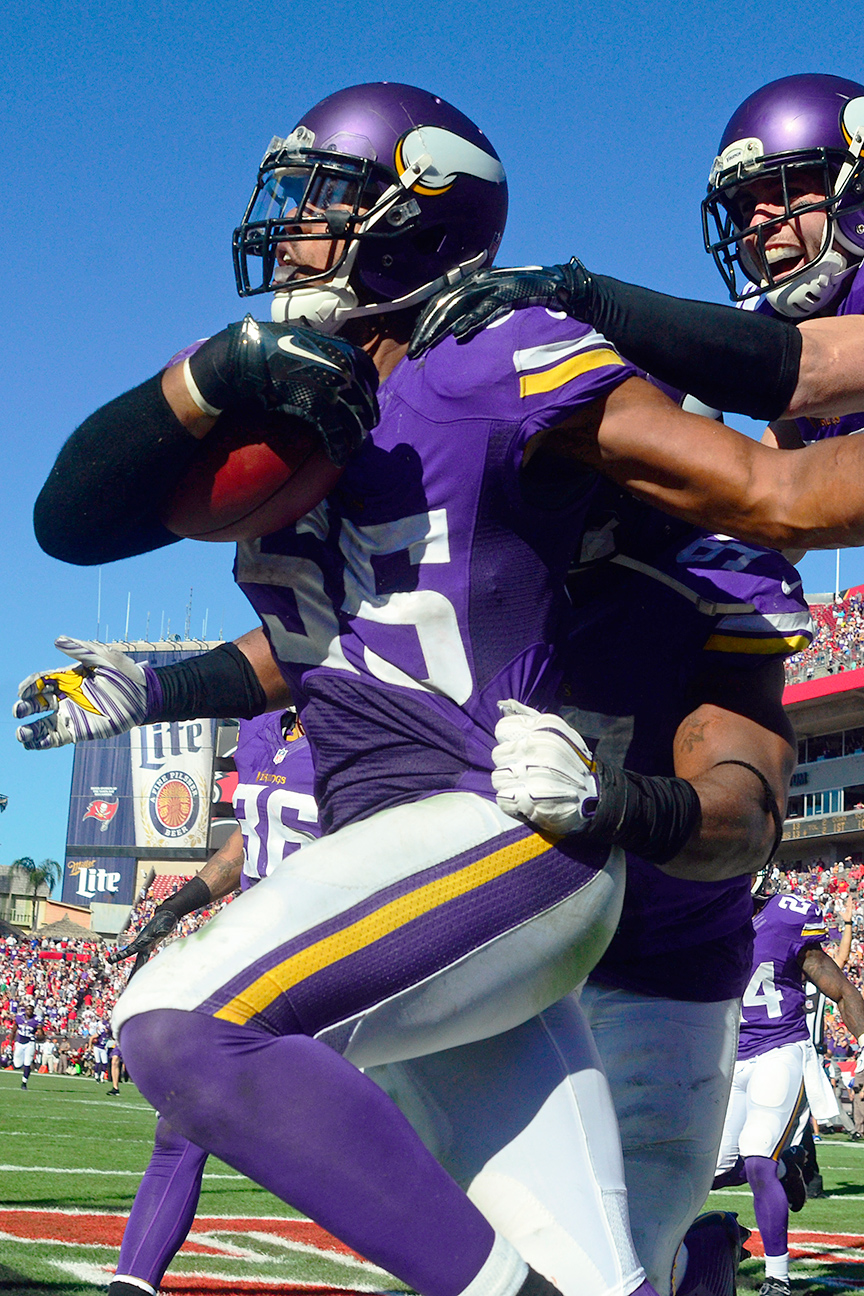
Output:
[37, 916, 102, 941]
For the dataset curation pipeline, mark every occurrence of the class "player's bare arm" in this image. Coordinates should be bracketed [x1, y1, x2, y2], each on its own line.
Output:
[111, 829, 246, 972]
[834, 897, 856, 968]
[539, 376, 864, 551]
[799, 945, 864, 1039]
[662, 659, 795, 882]
[196, 828, 245, 900]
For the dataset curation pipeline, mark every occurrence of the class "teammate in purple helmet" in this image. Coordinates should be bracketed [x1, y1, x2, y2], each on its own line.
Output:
[411, 74, 864, 503]
[712, 880, 864, 1296]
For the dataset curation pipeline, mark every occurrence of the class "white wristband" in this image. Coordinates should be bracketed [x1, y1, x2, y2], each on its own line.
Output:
[182, 357, 222, 418]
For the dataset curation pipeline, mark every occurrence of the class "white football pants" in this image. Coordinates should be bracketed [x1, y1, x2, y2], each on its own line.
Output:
[716, 1039, 808, 1169]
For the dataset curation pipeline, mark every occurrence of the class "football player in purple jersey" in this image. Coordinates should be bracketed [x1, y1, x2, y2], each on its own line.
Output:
[12, 1003, 40, 1089]
[409, 74, 864, 529]
[712, 881, 864, 1296]
[18, 80, 829, 1296]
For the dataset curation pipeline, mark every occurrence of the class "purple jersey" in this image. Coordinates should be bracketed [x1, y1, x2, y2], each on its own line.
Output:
[15, 1013, 38, 1045]
[751, 264, 864, 443]
[566, 489, 812, 1001]
[236, 310, 635, 833]
[233, 712, 319, 888]
[738, 893, 828, 1059]
[91, 1023, 110, 1049]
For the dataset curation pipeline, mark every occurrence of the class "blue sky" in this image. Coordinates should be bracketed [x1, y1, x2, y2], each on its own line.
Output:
[1, 0, 861, 871]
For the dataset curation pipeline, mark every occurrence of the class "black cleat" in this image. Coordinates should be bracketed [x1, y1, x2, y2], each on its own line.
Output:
[780, 1145, 807, 1212]
[806, 1171, 828, 1199]
[675, 1211, 751, 1296]
[758, 1280, 790, 1296]
[514, 1268, 564, 1296]
[20, 1080, 27, 1090]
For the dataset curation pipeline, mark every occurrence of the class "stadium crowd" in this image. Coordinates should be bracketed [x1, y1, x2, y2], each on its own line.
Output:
[785, 590, 864, 684]
[0, 878, 236, 1076]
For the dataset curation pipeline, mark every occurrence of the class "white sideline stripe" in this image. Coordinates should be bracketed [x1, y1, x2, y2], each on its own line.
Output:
[51, 1259, 392, 1291]
[0, 1162, 242, 1179]
[712, 1187, 864, 1201]
[238, 1230, 391, 1275]
[4, 1095, 152, 1112]
[0, 1205, 312, 1221]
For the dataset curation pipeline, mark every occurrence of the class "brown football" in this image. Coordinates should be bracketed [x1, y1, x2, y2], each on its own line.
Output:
[161, 410, 343, 542]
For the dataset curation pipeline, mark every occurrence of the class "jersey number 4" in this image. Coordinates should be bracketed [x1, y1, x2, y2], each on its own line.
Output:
[742, 960, 783, 1019]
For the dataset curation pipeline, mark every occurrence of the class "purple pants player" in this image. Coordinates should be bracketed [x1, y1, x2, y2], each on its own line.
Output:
[109, 511, 805, 1296]
[713, 885, 864, 1296]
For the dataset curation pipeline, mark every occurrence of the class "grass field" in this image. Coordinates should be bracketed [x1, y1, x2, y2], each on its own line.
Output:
[1, 1069, 863, 1295]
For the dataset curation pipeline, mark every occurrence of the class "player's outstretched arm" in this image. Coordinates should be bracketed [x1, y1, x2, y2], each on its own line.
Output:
[14, 626, 288, 750]
[547, 376, 864, 551]
[800, 945, 864, 1042]
[409, 262, 800, 421]
[663, 658, 795, 881]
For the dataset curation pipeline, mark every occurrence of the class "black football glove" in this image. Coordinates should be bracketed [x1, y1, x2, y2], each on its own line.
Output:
[109, 909, 179, 977]
[187, 316, 379, 467]
[408, 259, 595, 359]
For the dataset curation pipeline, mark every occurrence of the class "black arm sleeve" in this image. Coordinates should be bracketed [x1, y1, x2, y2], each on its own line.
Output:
[147, 642, 269, 722]
[587, 276, 803, 422]
[34, 374, 200, 566]
[585, 760, 702, 865]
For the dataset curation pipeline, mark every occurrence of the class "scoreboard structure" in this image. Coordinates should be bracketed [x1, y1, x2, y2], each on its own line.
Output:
[62, 641, 238, 909]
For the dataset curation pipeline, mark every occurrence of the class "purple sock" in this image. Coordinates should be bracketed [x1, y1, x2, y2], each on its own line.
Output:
[712, 1157, 746, 1190]
[744, 1155, 788, 1257]
[120, 1009, 496, 1296]
[628, 1281, 661, 1295]
[115, 1116, 208, 1288]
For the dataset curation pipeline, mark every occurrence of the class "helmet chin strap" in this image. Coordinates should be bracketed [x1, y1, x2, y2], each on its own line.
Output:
[764, 241, 853, 318]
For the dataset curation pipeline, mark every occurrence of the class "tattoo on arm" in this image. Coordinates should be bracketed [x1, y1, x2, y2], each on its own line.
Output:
[676, 718, 709, 753]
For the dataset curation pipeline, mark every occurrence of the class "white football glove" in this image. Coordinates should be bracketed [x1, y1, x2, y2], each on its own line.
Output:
[14, 636, 151, 749]
[491, 699, 599, 835]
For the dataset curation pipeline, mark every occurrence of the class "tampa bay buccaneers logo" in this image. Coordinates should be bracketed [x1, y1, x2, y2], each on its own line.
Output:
[82, 799, 119, 832]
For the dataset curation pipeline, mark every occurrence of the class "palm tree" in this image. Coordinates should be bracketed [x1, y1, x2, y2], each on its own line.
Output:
[12, 857, 62, 926]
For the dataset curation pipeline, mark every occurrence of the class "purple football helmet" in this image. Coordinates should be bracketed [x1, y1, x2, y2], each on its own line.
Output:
[703, 74, 864, 316]
[233, 82, 508, 333]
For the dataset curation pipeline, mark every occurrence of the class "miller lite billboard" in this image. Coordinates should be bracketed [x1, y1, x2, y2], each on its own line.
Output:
[63, 644, 218, 908]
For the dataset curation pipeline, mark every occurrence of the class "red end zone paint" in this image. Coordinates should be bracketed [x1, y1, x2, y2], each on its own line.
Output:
[0, 1208, 373, 1275]
[748, 1229, 864, 1263]
[0, 1210, 361, 1256]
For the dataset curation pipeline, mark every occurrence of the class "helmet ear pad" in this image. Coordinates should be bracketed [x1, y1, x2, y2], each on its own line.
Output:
[834, 205, 864, 257]
[351, 175, 507, 305]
